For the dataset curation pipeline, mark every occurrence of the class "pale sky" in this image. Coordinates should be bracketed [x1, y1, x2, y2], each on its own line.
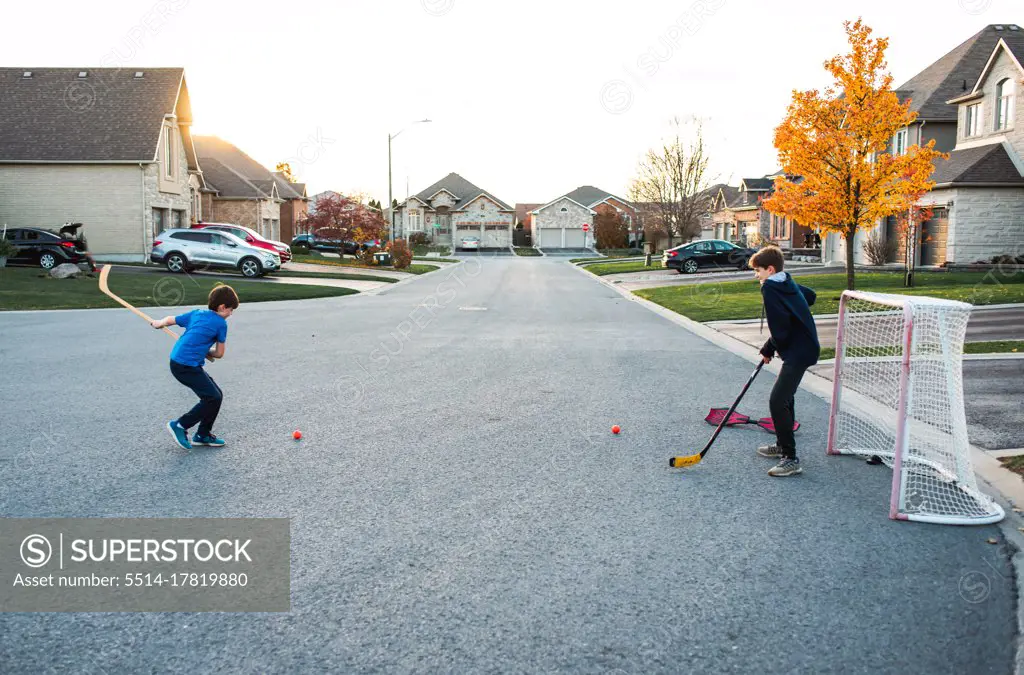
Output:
[3, 0, 1019, 204]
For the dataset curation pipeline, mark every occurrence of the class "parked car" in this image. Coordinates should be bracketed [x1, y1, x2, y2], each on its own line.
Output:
[290, 233, 314, 248]
[663, 239, 757, 274]
[151, 229, 280, 278]
[459, 236, 481, 251]
[2, 223, 96, 271]
[342, 240, 380, 255]
[191, 222, 291, 263]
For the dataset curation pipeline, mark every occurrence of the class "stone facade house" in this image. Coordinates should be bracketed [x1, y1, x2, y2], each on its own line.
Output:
[193, 135, 285, 241]
[393, 173, 514, 249]
[0, 67, 203, 261]
[273, 173, 307, 244]
[820, 23, 1024, 266]
[532, 186, 635, 249]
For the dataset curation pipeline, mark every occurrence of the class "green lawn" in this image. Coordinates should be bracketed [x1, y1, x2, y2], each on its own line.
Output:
[0, 267, 358, 311]
[413, 257, 460, 263]
[819, 340, 1024, 361]
[412, 245, 452, 256]
[513, 247, 542, 257]
[634, 272, 1024, 323]
[583, 260, 667, 275]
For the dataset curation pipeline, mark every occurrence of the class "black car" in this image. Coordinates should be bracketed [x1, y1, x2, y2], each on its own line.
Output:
[3, 224, 95, 271]
[663, 239, 756, 274]
[291, 233, 314, 248]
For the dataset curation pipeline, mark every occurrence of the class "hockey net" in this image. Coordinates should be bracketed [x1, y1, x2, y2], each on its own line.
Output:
[827, 291, 1003, 525]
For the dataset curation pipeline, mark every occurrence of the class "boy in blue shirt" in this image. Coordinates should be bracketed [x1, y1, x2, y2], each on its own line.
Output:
[151, 285, 239, 450]
[748, 246, 819, 477]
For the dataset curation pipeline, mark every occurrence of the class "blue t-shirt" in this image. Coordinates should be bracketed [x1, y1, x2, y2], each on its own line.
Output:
[169, 309, 228, 367]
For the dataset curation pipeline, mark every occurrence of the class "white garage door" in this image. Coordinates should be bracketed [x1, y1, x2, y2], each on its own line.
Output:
[483, 227, 509, 248]
[539, 229, 562, 248]
[564, 229, 585, 248]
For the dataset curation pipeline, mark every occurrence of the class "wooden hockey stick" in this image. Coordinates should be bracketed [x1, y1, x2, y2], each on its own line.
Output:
[98, 265, 179, 340]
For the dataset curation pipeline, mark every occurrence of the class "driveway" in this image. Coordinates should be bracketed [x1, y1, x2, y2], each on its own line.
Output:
[0, 256, 1014, 673]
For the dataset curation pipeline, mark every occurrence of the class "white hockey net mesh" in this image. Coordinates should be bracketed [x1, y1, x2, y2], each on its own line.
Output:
[830, 291, 1002, 524]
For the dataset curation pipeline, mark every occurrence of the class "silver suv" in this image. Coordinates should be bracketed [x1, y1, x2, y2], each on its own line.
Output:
[151, 229, 281, 278]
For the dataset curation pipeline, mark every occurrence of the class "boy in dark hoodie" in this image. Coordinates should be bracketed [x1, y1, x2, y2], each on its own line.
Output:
[749, 246, 819, 477]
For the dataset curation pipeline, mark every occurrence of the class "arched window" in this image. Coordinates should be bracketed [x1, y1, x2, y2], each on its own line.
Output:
[997, 78, 1015, 131]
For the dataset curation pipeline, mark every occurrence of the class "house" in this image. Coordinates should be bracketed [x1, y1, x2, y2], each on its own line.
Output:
[821, 23, 1024, 266]
[514, 202, 543, 239]
[193, 135, 285, 242]
[273, 172, 308, 244]
[532, 186, 635, 249]
[393, 173, 514, 249]
[0, 67, 203, 261]
[711, 176, 814, 250]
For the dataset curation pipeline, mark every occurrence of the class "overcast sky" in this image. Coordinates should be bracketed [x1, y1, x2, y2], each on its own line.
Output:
[2, 0, 1018, 204]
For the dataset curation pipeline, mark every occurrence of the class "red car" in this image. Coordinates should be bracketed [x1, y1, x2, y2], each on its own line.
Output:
[191, 222, 291, 263]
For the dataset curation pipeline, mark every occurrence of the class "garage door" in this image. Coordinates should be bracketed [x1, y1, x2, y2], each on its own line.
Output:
[920, 209, 948, 266]
[564, 229, 585, 248]
[483, 227, 509, 248]
[539, 229, 562, 248]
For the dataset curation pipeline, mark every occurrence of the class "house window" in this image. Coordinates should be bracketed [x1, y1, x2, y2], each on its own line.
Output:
[408, 210, 422, 231]
[163, 126, 175, 180]
[893, 128, 908, 156]
[560, 207, 567, 212]
[152, 208, 167, 239]
[172, 209, 185, 229]
[965, 103, 982, 138]
[997, 78, 1015, 131]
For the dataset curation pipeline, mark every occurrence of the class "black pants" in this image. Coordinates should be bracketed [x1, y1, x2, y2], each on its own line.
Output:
[770, 361, 808, 459]
[170, 361, 223, 437]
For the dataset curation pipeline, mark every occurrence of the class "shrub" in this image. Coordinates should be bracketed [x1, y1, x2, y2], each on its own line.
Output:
[863, 230, 898, 266]
[387, 239, 413, 269]
[292, 243, 310, 256]
[0, 236, 17, 259]
[409, 232, 430, 246]
[357, 244, 380, 266]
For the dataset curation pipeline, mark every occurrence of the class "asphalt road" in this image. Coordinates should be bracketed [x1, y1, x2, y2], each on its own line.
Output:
[0, 256, 1015, 674]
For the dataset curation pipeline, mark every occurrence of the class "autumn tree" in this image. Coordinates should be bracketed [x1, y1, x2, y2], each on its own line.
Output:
[275, 162, 296, 183]
[763, 19, 946, 290]
[297, 193, 386, 256]
[594, 211, 628, 250]
[630, 117, 715, 248]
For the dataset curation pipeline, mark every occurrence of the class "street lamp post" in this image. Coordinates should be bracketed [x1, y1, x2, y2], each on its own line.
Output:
[388, 119, 431, 243]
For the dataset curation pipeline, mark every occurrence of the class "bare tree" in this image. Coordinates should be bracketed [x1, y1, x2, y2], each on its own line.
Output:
[630, 117, 715, 248]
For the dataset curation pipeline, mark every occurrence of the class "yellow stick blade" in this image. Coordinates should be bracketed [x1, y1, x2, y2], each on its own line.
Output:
[669, 453, 702, 468]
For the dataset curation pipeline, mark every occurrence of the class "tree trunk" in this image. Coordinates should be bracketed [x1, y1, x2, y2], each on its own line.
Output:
[845, 225, 856, 291]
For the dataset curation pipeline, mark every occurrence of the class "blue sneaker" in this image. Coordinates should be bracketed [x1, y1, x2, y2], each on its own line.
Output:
[166, 420, 191, 451]
[193, 433, 225, 447]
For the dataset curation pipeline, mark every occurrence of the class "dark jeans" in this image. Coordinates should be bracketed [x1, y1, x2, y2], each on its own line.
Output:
[169, 360, 223, 437]
[770, 361, 808, 459]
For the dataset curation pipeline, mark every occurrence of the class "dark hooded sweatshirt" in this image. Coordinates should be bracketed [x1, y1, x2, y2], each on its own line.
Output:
[759, 272, 820, 367]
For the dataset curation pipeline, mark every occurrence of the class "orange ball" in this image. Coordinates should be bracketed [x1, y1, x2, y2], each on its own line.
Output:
[611, 425, 621, 434]
[293, 430, 302, 440]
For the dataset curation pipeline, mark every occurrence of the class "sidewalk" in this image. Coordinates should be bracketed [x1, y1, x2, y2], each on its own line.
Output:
[710, 303, 1024, 350]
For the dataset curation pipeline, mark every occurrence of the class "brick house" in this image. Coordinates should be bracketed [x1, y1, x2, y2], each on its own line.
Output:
[393, 173, 514, 249]
[193, 135, 284, 241]
[820, 24, 1024, 266]
[532, 186, 635, 249]
[0, 67, 204, 262]
[273, 172, 307, 244]
[514, 202, 543, 243]
[711, 176, 814, 250]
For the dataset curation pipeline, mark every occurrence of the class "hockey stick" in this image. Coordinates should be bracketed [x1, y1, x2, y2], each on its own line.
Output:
[704, 408, 800, 434]
[670, 361, 764, 468]
[98, 265, 178, 340]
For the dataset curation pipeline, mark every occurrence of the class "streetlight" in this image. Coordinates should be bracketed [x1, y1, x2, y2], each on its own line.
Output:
[388, 119, 432, 242]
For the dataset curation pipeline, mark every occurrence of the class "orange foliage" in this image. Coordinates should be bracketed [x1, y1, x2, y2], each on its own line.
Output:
[762, 19, 947, 288]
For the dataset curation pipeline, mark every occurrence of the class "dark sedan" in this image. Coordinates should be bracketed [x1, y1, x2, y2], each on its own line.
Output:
[3, 224, 96, 271]
[663, 239, 756, 274]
